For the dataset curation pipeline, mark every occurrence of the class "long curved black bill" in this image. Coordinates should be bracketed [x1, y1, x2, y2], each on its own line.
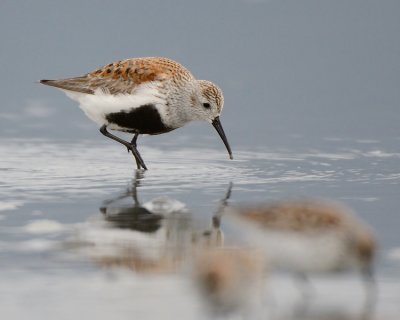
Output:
[212, 116, 233, 160]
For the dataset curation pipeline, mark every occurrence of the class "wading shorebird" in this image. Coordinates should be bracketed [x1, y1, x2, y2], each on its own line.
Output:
[39, 57, 233, 170]
[220, 200, 376, 282]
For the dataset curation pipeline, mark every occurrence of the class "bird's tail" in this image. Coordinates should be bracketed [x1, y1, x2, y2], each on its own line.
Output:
[39, 77, 93, 94]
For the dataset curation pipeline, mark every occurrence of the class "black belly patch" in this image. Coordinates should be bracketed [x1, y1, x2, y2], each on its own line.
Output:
[106, 104, 173, 135]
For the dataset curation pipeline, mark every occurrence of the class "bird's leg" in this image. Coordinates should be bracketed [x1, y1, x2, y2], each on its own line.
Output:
[360, 266, 377, 320]
[126, 133, 139, 152]
[131, 133, 139, 147]
[293, 273, 313, 317]
[126, 133, 141, 169]
[99, 125, 147, 170]
[131, 134, 142, 170]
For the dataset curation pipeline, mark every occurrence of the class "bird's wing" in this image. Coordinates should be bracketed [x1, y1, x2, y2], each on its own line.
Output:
[40, 57, 194, 95]
[238, 201, 345, 231]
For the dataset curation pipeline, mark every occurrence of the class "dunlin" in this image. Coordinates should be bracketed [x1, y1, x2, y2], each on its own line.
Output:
[40, 57, 233, 169]
[222, 200, 375, 279]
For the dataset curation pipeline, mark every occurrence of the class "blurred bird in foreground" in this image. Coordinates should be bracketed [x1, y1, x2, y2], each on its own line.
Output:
[220, 200, 375, 282]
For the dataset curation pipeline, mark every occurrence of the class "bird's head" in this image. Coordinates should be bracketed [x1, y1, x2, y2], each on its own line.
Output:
[197, 80, 224, 119]
[195, 80, 233, 160]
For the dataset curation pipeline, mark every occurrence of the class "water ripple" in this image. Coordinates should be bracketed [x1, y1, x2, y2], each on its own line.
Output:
[1, 139, 399, 201]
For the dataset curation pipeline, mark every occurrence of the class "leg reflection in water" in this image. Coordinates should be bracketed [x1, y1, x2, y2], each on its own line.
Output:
[69, 173, 235, 274]
[100, 171, 164, 233]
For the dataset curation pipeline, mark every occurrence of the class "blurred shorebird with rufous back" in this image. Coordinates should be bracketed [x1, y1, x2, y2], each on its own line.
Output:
[40, 57, 233, 170]
[220, 200, 376, 283]
[217, 200, 377, 316]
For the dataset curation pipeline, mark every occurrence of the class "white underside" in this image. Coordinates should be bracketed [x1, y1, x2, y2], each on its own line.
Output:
[255, 229, 352, 273]
[63, 82, 167, 131]
[228, 217, 358, 273]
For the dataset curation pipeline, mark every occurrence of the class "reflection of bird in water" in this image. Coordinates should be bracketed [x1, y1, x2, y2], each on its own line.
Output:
[219, 200, 376, 317]
[190, 182, 232, 250]
[90, 171, 190, 272]
[100, 172, 165, 233]
[71, 173, 233, 274]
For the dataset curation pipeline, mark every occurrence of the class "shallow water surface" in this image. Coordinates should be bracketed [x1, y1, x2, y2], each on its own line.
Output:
[0, 138, 399, 319]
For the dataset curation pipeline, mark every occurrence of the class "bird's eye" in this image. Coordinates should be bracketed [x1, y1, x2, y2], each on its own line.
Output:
[203, 103, 211, 109]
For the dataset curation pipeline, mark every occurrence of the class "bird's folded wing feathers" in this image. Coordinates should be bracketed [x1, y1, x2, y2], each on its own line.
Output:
[40, 57, 193, 95]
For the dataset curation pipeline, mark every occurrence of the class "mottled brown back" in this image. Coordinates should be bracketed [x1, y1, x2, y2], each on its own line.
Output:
[236, 201, 346, 231]
[40, 57, 194, 95]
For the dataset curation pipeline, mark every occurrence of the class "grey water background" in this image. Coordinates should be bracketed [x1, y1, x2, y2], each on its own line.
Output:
[1, 0, 400, 319]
